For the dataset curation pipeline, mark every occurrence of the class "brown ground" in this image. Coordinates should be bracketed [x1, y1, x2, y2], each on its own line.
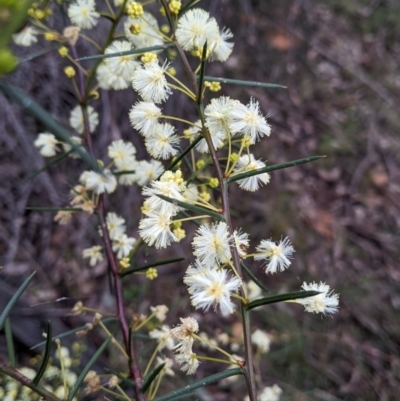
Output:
[1, 1, 400, 400]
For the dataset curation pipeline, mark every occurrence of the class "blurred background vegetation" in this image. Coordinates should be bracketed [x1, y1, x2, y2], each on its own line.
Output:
[1, 0, 399, 400]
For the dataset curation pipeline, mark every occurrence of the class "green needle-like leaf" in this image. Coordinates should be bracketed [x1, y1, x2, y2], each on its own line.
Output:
[246, 290, 320, 311]
[67, 336, 112, 401]
[180, 0, 201, 15]
[197, 41, 207, 106]
[120, 257, 185, 277]
[31, 318, 117, 350]
[166, 135, 203, 172]
[228, 155, 325, 183]
[0, 271, 36, 330]
[4, 318, 16, 368]
[241, 262, 269, 293]
[142, 363, 166, 393]
[26, 207, 83, 212]
[152, 367, 243, 401]
[156, 194, 225, 221]
[18, 45, 60, 65]
[76, 44, 175, 61]
[33, 322, 52, 385]
[202, 76, 286, 89]
[0, 82, 99, 172]
[22, 151, 73, 183]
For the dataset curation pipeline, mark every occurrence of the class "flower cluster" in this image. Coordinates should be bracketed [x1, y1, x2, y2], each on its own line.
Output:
[171, 317, 200, 374]
[139, 169, 188, 248]
[82, 212, 136, 265]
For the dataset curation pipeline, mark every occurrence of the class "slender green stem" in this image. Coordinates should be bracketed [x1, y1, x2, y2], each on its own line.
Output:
[172, 214, 211, 223]
[133, 312, 156, 332]
[192, 333, 235, 361]
[165, 71, 195, 98]
[195, 355, 236, 365]
[167, 83, 196, 99]
[162, 115, 196, 126]
[56, 340, 68, 400]
[98, 320, 129, 359]
[143, 342, 162, 377]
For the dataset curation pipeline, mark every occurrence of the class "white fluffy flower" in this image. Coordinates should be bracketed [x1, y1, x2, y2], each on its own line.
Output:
[189, 119, 225, 154]
[192, 222, 232, 267]
[183, 183, 199, 203]
[34, 132, 59, 157]
[232, 154, 270, 192]
[108, 139, 136, 168]
[104, 41, 139, 81]
[175, 8, 219, 51]
[229, 98, 271, 143]
[175, 352, 199, 375]
[295, 282, 339, 316]
[112, 234, 136, 259]
[184, 262, 241, 316]
[62, 136, 83, 158]
[233, 229, 250, 257]
[171, 317, 199, 355]
[144, 123, 179, 160]
[68, 0, 99, 29]
[115, 158, 139, 186]
[124, 12, 164, 48]
[69, 105, 99, 134]
[132, 60, 171, 103]
[129, 101, 162, 136]
[106, 212, 126, 240]
[156, 356, 175, 376]
[135, 159, 164, 186]
[209, 28, 234, 62]
[205, 96, 236, 137]
[254, 237, 294, 274]
[142, 172, 186, 215]
[251, 329, 271, 354]
[83, 245, 103, 266]
[139, 212, 178, 248]
[97, 62, 130, 90]
[244, 385, 282, 401]
[80, 169, 117, 194]
[150, 305, 169, 322]
[13, 26, 38, 46]
[149, 325, 175, 350]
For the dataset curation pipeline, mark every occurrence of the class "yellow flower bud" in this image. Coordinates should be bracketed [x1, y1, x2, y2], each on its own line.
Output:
[44, 32, 57, 41]
[229, 153, 239, 163]
[35, 9, 45, 19]
[146, 268, 158, 280]
[129, 24, 141, 35]
[199, 191, 211, 202]
[141, 52, 158, 64]
[196, 159, 205, 169]
[58, 46, 68, 57]
[89, 90, 100, 100]
[119, 257, 130, 269]
[209, 82, 221, 92]
[241, 135, 252, 147]
[169, 0, 181, 15]
[126, 2, 143, 18]
[208, 177, 219, 188]
[167, 66, 176, 76]
[64, 66, 76, 78]
[173, 227, 186, 240]
[160, 24, 170, 34]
